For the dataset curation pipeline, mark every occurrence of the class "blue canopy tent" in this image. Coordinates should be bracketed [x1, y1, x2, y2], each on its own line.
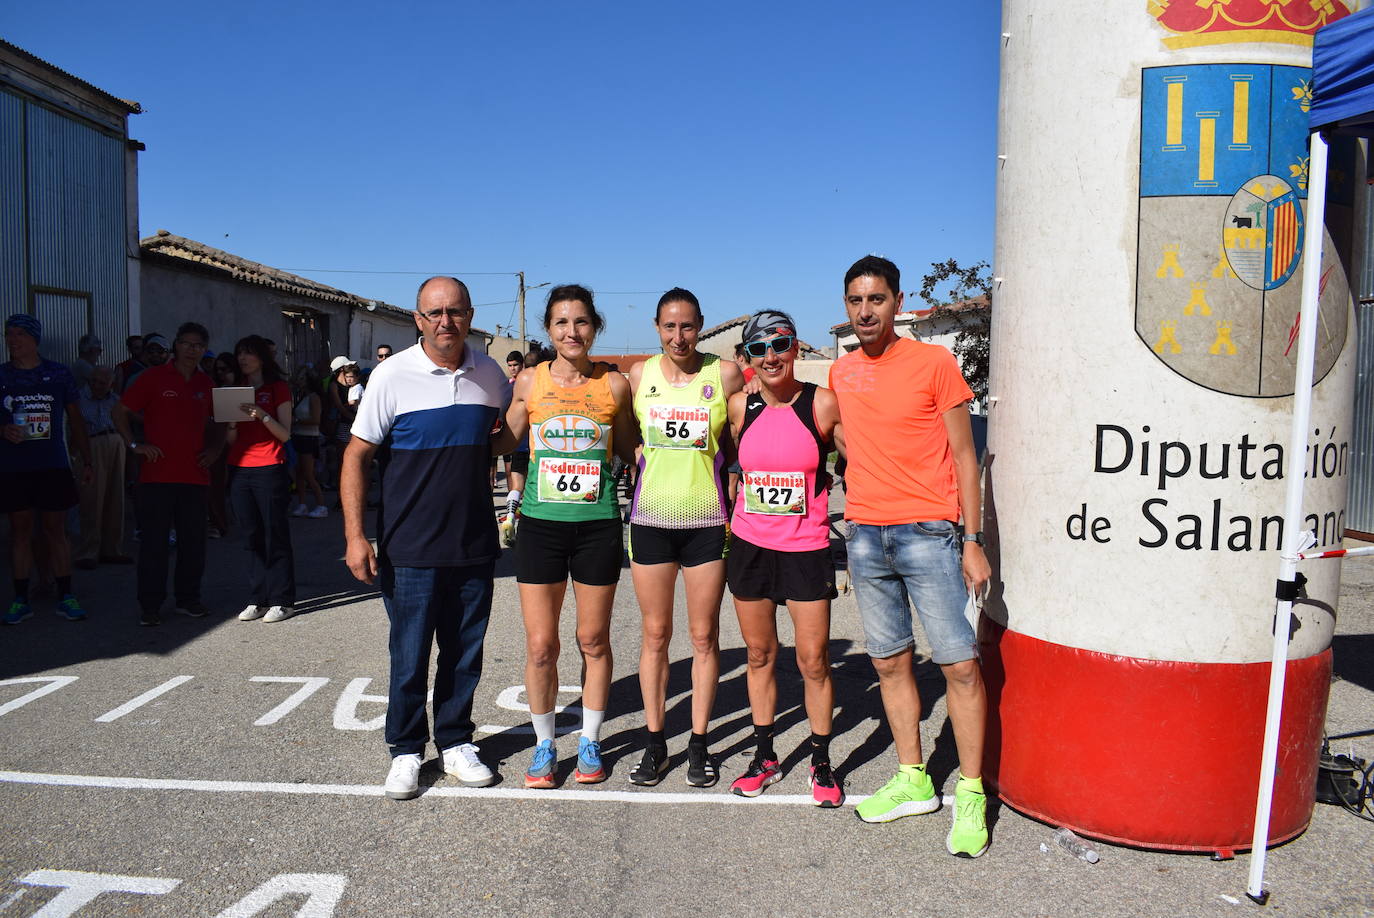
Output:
[1310, 7, 1374, 139]
[1248, 7, 1374, 905]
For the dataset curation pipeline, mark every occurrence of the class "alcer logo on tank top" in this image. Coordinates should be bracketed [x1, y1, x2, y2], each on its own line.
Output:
[535, 414, 604, 453]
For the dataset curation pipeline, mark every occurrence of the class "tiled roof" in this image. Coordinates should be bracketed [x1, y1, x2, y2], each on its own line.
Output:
[829, 294, 990, 332]
[0, 39, 141, 114]
[702, 313, 822, 355]
[587, 353, 655, 371]
[141, 231, 499, 338]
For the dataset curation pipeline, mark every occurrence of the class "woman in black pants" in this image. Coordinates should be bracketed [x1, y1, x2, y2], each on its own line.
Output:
[226, 335, 297, 623]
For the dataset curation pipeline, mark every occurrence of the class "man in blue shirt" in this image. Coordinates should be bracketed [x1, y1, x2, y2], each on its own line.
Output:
[1, 314, 93, 623]
[342, 276, 512, 800]
[74, 364, 130, 569]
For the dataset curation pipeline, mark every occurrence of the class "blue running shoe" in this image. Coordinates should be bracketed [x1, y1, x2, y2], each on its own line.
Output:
[525, 739, 557, 789]
[575, 736, 606, 784]
[4, 599, 32, 625]
[57, 595, 87, 622]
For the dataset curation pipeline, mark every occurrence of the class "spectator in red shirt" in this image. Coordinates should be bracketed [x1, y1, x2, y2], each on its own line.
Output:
[114, 335, 143, 394]
[226, 335, 296, 624]
[115, 321, 223, 627]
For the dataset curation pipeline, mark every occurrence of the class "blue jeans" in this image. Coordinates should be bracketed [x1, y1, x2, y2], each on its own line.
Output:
[381, 560, 495, 757]
[846, 520, 976, 664]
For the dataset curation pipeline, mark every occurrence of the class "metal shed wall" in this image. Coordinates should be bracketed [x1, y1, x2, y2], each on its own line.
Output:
[0, 90, 24, 316]
[1348, 179, 1374, 536]
[25, 101, 127, 366]
[0, 85, 129, 367]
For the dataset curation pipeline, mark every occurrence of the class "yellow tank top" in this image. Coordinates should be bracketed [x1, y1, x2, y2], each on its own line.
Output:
[630, 353, 728, 529]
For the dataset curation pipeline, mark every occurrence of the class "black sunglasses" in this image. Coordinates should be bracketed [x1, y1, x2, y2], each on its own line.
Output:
[743, 335, 796, 358]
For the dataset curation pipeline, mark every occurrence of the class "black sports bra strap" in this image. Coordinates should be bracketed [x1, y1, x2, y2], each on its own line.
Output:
[792, 383, 832, 497]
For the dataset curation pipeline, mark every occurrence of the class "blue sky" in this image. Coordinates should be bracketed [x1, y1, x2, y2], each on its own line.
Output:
[6, 1, 1000, 353]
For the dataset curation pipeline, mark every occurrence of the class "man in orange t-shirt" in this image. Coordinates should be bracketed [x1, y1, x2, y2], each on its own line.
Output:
[829, 255, 991, 858]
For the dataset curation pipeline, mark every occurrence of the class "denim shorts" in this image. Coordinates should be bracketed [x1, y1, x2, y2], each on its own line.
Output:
[846, 520, 976, 664]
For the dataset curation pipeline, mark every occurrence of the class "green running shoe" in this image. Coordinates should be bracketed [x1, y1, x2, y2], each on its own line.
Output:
[57, 594, 87, 622]
[946, 776, 989, 858]
[854, 765, 940, 823]
[4, 599, 32, 625]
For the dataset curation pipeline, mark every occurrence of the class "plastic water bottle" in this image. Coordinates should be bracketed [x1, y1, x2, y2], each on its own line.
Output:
[1054, 828, 1100, 863]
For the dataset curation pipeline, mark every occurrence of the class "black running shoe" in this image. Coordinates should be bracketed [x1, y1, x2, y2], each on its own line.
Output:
[685, 743, 718, 787]
[629, 745, 669, 786]
[139, 608, 160, 627]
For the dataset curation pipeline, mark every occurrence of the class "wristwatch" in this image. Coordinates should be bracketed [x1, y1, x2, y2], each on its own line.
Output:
[128, 441, 139, 451]
[962, 531, 985, 546]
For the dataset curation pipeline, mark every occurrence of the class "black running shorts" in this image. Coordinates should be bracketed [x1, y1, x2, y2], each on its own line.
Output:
[515, 515, 623, 585]
[628, 523, 728, 568]
[0, 467, 80, 514]
[726, 534, 838, 604]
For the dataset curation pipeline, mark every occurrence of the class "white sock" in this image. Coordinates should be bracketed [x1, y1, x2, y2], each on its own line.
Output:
[581, 708, 605, 743]
[531, 710, 556, 744]
[507, 489, 522, 508]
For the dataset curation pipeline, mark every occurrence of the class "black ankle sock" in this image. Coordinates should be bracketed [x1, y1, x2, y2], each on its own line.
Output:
[753, 723, 775, 761]
[55, 575, 72, 596]
[646, 729, 666, 751]
[810, 732, 832, 767]
[688, 731, 708, 751]
[13, 579, 29, 602]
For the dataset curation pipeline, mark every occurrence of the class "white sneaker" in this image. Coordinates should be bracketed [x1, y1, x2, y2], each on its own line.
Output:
[308, 505, 329, 519]
[263, 605, 295, 623]
[442, 743, 496, 787]
[384, 753, 422, 800]
[290, 504, 309, 518]
[238, 604, 266, 621]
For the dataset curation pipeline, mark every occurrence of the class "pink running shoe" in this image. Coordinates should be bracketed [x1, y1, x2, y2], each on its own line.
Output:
[809, 762, 844, 808]
[730, 758, 782, 797]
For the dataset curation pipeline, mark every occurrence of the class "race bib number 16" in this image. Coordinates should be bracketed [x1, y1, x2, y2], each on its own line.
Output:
[742, 471, 807, 515]
[13, 409, 52, 441]
[645, 405, 709, 450]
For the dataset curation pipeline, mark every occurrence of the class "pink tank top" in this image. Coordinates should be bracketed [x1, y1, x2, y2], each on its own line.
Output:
[731, 383, 831, 552]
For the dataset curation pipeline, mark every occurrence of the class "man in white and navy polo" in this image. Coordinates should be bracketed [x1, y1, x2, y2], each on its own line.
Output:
[342, 276, 512, 800]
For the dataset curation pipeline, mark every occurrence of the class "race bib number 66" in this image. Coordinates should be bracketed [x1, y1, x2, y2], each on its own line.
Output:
[537, 457, 601, 503]
[645, 405, 709, 450]
[742, 471, 807, 515]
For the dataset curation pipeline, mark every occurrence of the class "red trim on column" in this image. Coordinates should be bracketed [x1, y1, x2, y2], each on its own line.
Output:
[982, 625, 1330, 853]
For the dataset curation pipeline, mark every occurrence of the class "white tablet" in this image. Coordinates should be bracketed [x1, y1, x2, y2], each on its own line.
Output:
[212, 387, 256, 423]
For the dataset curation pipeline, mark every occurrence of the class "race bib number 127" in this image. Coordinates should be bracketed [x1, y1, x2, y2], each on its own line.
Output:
[742, 471, 806, 515]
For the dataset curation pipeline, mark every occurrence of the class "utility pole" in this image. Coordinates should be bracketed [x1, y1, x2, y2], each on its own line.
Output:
[517, 271, 526, 352]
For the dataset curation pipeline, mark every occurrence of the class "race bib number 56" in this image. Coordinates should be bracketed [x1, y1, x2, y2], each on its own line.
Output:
[645, 405, 709, 450]
[742, 471, 806, 515]
[538, 458, 601, 503]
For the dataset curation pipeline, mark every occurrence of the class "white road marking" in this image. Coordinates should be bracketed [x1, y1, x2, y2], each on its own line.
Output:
[331, 677, 386, 731]
[0, 677, 79, 718]
[19, 869, 179, 917]
[212, 873, 346, 918]
[0, 770, 966, 808]
[250, 677, 331, 726]
[94, 676, 194, 723]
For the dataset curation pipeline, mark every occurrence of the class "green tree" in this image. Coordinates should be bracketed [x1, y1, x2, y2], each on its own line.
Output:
[916, 258, 992, 407]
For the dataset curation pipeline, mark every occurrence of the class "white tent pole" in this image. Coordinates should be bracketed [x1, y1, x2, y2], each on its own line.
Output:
[1245, 129, 1329, 905]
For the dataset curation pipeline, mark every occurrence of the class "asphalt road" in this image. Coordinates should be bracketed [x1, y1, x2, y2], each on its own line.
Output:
[1, 487, 1371, 918]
